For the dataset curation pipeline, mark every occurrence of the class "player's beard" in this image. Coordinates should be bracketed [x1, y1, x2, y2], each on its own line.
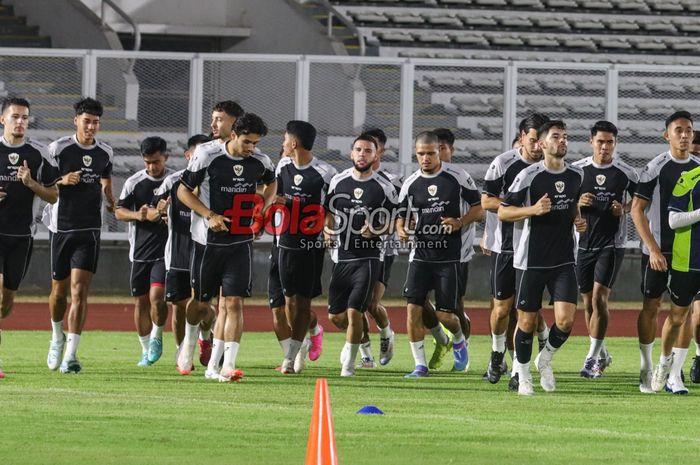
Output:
[353, 161, 372, 172]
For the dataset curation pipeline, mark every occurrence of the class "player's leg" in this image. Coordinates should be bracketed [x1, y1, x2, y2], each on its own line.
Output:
[423, 297, 450, 370]
[268, 244, 292, 360]
[691, 297, 700, 383]
[146, 261, 167, 364]
[328, 262, 351, 372]
[47, 232, 70, 370]
[205, 293, 226, 379]
[197, 301, 215, 366]
[130, 261, 152, 366]
[576, 248, 596, 376]
[433, 263, 468, 372]
[487, 252, 514, 383]
[404, 262, 431, 377]
[307, 246, 326, 361]
[342, 260, 380, 375]
[638, 254, 667, 393]
[581, 282, 610, 378]
[279, 248, 315, 371]
[664, 311, 692, 394]
[366, 257, 394, 366]
[218, 295, 244, 382]
[60, 268, 93, 374]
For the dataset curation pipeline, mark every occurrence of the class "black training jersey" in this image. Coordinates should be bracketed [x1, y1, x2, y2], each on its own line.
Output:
[377, 168, 403, 259]
[275, 156, 336, 250]
[484, 148, 537, 254]
[117, 168, 173, 262]
[573, 156, 638, 250]
[43, 135, 113, 232]
[153, 169, 191, 271]
[503, 161, 583, 270]
[0, 137, 56, 236]
[634, 151, 700, 255]
[180, 139, 275, 246]
[325, 169, 398, 262]
[399, 163, 481, 263]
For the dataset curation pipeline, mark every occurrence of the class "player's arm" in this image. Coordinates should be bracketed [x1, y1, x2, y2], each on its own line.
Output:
[16, 160, 58, 204]
[481, 193, 502, 212]
[395, 217, 409, 242]
[630, 196, 666, 271]
[176, 183, 228, 232]
[668, 180, 700, 229]
[499, 194, 551, 222]
[323, 209, 335, 244]
[482, 161, 504, 212]
[260, 179, 277, 212]
[114, 204, 155, 222]
[669, 209, 700, 229]
[100, 177, 116, 213]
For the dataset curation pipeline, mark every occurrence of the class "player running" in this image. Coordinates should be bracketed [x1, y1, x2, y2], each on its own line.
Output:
[499, 120, 586, 395]
[44, 98, 116, 374]
[573, 121, 638, 378]
[0, 97, 58, 378]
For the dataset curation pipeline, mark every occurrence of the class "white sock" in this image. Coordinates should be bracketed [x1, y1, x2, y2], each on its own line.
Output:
[696, 342, 700, 357]
[508, 348, 515, 362]
[309, 324, 322, 337]
[221, 341, 240, 372]
[199, 327, 211, 341]
[492, 332, 506, 353]
[670, 347, 689, 379]
[430, 325, 449, 345]
[344, 342, 360, 368]
[184, 322, 199, 350]
[51, 320, 64, 342]
[452, 329, 465, 345]
[207, 338, 225, 372]
[538, 325, 549, 342]
[63, 333, 80, 361]
[514, 359, 531, 380]
[586, 336, 604, 360]
[138, 335, 150, 354]
[359, 341, 373, 359]
[278, 338, 291, 357]
[540, 341, 557, 362]
[409, 340, 427, 367]
[660, 353, 673, 365]
[640, 342, 653, 371]
[601, 340, 608, 357]
[379, 325, 392, 338]
[286, 339, 302, 361]
[150, 324, 163, 340]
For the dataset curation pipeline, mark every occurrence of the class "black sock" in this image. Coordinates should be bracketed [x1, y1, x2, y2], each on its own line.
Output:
[547, 324, 571, 350]
[514, 328, 534, 364]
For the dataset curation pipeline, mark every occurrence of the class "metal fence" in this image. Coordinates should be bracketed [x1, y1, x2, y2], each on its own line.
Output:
[2, 48, 699, 243]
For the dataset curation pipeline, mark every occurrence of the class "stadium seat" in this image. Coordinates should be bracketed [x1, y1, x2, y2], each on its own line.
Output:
[424, 14, 463, 27]
[579, 0, 614, 8]
[604, 20, 640, 31]
[490, 35, 525, 46]
[633, 39, 667, 51]
[352, 12, 390, 23]
[571, 18, 606, 30]
[388, 12, 425, 25]
[525, 36, 560, 48]
[415, 32, 452, 44]
[509, 0, 544, 6]
[476, 0, 508, 5]
[498, 17, 534, 28]
[598, 38, 633, 50]
[641, 20, 677, 33]
[676, 22, 700, 33]
[612, 0, 650, 11]
[451, 34, 489, 46]
[533, 18, 571, 30]
[459, 15, 498, 27]
[648, 0, 684, 12]
[376, 31, 415, 42]
[562, 37, 597, 50]
[544, 0, 578, 7]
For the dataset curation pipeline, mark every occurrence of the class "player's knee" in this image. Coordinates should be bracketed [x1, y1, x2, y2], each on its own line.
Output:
[593, 294, 609, 316]
[0, 302, 13, 319]
[329, 312, 346, 329]
[493, 300, 511, 319]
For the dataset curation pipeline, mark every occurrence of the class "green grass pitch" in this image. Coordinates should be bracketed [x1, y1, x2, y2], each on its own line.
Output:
[1, 331, 699, 464]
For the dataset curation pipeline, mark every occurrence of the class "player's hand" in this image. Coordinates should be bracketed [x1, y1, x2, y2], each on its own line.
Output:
[208, 213, 230, 232]
[480, 234, 491, 256]
[0, 189, 6, 203]
[156, 199, 168, 215]
[533, 193, 551, 216]
[360, 221, 377, 239]
[397, 226, 409, 242]
[17, 160, 34, 187]
[610, 200, 623, 217]
[574, 215, 587, 233]
[441, 217, 463, 234]
[408, 217, 416, 232]
[105, 195, 116, 214]
[274, 195, 287, 206]
[138, 204, 149, 221]
[578, 192, 594, 208]
[649, 249, 668, 272]
[58, 170, 81, 186]
[146, 206, 161, 222]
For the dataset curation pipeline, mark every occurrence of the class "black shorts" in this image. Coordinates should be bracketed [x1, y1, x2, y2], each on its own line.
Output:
[268, 244, 284, 308]
[191, 241, 252, 301]
[165, 268, 191, 302]
[490, 252, 515, 300]
[0, 235, 33, 291]
[668, 269, 700, 307]
[328, 260, 380, 314]
[403, 261, 464, 312]
[576, 247, 625, 294]
[515, 264, 578, 312]
[278, 247, 323, 299]
[130, 259, 166, 297]
[641, 253, 672, 299]
[50, 230, 100, 281]
[378, 254, 395, 287]
[460, 262, 469, 298]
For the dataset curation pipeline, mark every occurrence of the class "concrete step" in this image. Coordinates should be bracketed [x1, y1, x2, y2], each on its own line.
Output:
[0, 36, 51, 47]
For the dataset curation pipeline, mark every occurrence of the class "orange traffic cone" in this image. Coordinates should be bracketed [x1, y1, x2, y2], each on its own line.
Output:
[305, 378, 339, 465]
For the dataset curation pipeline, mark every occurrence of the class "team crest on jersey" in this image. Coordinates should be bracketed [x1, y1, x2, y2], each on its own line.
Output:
[8, 153, 19, 165]
[428, 185, 438, 196]
[555, 181, 565, 193]
[596, 174, 606, 185]
[354, 188, 363, 199]
[82, 155, 92, 167]
[294, 174, 303, 186]
[234, 165, 243, 176]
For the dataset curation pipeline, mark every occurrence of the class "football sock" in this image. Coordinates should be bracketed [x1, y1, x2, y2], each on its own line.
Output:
[492, 332, 506, 353]
[514, 328, 534, 364]
[409, 340, 427, 368]
[670, 347, 688, 379]
[586, 337, 604, 360]
[640, 342, 653, 371]
[138, 335, 150, 354]
[430, 325, 449, 345]
[51, 320, 64, 342]
[63, 333, 80, 362]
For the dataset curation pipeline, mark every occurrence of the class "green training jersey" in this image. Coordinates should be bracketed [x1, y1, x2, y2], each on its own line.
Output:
[668, 165, 700, 272]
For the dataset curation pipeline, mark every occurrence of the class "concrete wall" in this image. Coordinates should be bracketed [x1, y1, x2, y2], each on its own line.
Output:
[22, 240, 645, 302]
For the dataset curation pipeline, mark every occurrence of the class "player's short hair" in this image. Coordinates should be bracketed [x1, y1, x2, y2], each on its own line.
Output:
[692, 132, 700, 145]
[434, 128, 455, 147]
[363, 127, 387, 146]
[140, 136, 167, 156]
[519, 113, 550, 134]
[234, 113, 268, 137]
[590, 120, 618, 138]
[213, 100, 244, 119]
[665, 110, 692, 129]
[353, 133, 377, 150]
[415, 131, 439, 145]
[74, 97, 103, 117]
[1, 96, 30, 113]
[537, 120, 566, 140]
[511, 134, 520, 148]
[187, 134, 211, 149]
[286, 120, 316, 150]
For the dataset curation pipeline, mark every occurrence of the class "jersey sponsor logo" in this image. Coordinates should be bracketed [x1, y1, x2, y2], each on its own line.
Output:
[428, 185, 437, 196]
[555, 181, 565, 193]
[153, 188, 159, 195]
[8, 153, 19, 165]
[82, 155, 92, 167]
[233, 165, 244, 177]
[353, 188, 363, 199]
[596, 174, 606, 185]
[294, 174, 303, 186]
